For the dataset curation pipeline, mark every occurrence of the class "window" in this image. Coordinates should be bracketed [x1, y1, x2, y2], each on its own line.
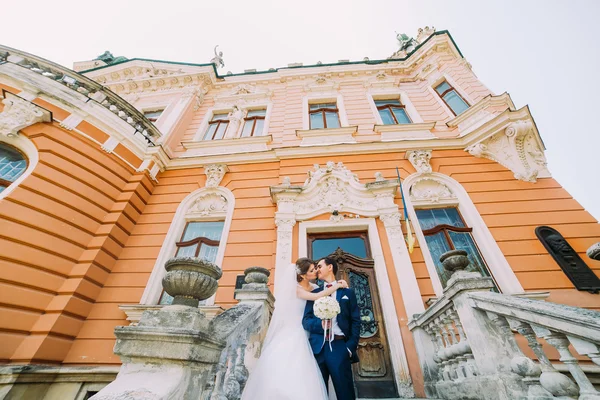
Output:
[415, 207, 492, 288]
[203, 113, 229, 141]
[143, 109, 164, 123]
[159, 221, 224, 304]
[241, 109, 266, 137]
[308, 232, 370, 260]
[375, 99, 412, 124]
[0, 144, 27, 193]
[309, 103, 340, 129]
[434, 81, 469, 116]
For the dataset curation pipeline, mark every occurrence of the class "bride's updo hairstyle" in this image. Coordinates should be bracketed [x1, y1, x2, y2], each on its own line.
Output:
[295, 257, 314, 283]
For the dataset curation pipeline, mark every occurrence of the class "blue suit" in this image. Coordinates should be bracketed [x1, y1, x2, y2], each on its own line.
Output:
[303, 286, 361, 400]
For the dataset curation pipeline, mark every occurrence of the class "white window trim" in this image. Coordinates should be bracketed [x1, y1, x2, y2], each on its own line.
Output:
[367, 89, 424, 125]
[140, 186, 235, 306]
[240, 103, 273, 138]
[193, 106, 232, 141]
[0, 134, 38, 201]
[402, 172, 523, 297]
[194, 103, 273, 141]
[298, 218, 412, 395]
[428, 73, 474, 120]
[302, 93, 349, 130]
[141, 104, 170, 125]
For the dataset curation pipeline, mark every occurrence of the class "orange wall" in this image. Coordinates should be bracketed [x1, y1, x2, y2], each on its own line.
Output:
[0, 104, 152, 364]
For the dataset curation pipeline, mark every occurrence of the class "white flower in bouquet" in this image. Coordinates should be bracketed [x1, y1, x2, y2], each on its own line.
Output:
[314, 296, 341, 320]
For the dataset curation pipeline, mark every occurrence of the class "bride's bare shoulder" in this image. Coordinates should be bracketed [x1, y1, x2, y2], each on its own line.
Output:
[310, 283, 319, 290]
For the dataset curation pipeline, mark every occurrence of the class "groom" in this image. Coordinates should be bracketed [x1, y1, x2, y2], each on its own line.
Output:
[302, 257, 361, 400]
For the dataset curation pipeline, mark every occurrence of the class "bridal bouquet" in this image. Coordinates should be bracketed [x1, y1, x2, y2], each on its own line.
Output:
[314, 296, 340, 349]
[314, 296, 340, 320]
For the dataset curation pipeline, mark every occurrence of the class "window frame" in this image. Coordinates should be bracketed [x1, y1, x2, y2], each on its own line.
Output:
[374, 99, 412, 125]
[0, 142, 29, 194]
[241, 109, 267, 137]
[203, 113, 230, 141]
[174, 221, 222, 257]
[308, 102, 340, 130]
[143, 108, 165, 123]
[434, 81, 470, 116]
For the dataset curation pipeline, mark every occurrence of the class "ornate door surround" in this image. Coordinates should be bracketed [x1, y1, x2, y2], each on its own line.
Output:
[270, 161, 425, 398]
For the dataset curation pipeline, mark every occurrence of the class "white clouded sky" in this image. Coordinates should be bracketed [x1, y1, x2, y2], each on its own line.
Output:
[4, 0, 600, 219]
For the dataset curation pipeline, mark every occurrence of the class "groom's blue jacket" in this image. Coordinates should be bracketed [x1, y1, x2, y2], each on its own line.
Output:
[302, 286, 361, 363]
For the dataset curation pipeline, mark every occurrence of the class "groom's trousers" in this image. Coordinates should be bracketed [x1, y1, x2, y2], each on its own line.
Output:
[315, 338, 355, 400]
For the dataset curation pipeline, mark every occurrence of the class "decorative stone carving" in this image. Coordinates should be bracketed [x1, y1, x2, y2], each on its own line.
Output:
[161, 257, 223, 307]
[588, 242, 600, 261]
[275, 217, 295, 264]
[440, 250, 470, 273]
[204, 164, 228, 187]
[303, 75, 340, 92]
[416, 26, 436, 43]
[188, 192, 228, 217]
[407, 150, 432, 174]
[466, 120, 548, 182]
[0, 93, 51, 137]
[536, 226, 600, 294]
[225, 105, 244, 138]
[409, 177, 456, 205]
[231, 84, 255, 95]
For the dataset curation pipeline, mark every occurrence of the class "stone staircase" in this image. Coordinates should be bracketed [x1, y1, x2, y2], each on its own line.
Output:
[89, 248, 600, 400]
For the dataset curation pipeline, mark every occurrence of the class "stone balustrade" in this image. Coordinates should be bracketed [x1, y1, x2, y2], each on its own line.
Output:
[0, 45, 161, 146]
[410, 249, 600, 400]
[91, 261, 273, 400]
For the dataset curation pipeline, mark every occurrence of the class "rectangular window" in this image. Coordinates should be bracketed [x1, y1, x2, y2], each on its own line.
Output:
[240, 109, 266, 137]
[415, 207, 493, 288]
[143, 109, 164, 123]
[159, 221, 224, 305]
[434, 81, 469, 116]
[309, 103, 340, 129]
[375, 99, 412, 124]
[203, 113, 229, 141]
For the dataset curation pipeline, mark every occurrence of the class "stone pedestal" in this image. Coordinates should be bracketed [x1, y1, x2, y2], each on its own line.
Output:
[91, 258, 225, 400]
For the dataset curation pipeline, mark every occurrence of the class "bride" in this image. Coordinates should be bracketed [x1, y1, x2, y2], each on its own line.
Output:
[241, 257, 348, 399]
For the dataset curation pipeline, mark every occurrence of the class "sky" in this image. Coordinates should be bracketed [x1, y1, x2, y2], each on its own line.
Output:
[4, 0, 600, 219]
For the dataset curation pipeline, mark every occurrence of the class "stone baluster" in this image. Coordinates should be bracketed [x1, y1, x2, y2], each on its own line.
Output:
[447, 307, 472, 379]
[521, 324, 581, 399]
[541, 330, 599, 398]
[567, 336, 600, 367]
[223, 347, 241, 400]
[434, 317, 452, 381]
[210, 354, 229, 400]
[234, 343, 249, 392]
[424, 323, 442, 381]
[442, 312, 460, 380]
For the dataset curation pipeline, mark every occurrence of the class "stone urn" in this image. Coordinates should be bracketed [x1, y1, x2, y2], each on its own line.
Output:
[243, 266, 270, 285]
[162, 257, 223, 307]
[440, 249, 470, 273]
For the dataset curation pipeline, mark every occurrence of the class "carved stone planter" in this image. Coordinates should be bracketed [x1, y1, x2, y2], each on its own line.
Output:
[440, 250, 470, 273]
[162, 257, 223, 307]
[243, 266, 270, 285]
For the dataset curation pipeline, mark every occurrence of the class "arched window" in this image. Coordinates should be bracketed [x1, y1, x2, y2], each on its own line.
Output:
[0, 143, 27, 193]
[140, 186, 235, 306]
[403, 172, 523, 296]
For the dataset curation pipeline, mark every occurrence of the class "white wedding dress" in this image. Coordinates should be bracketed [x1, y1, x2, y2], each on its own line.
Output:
[241, 263, 329, 400]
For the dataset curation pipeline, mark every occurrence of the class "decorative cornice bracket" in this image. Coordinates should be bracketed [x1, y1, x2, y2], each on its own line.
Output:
[465, 119, 549, 182]
[0, 92, 52, 137]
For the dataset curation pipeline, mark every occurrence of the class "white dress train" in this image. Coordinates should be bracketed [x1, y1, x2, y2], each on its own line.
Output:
[241, 265, 329, 400]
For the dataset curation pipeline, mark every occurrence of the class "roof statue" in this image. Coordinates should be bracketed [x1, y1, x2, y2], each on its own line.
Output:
[95, 51, 128, 65]
[396, 33, 417, 53]
[211, 45, 225, 69]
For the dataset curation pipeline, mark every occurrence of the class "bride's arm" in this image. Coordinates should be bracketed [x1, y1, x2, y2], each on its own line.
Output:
[296, 280, 348, 301]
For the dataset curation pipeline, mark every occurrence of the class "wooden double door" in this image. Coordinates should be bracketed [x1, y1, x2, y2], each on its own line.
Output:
[309, 233, 398, 398]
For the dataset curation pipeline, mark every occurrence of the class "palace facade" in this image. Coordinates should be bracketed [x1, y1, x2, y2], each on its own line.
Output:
[0, 27, 599, 399]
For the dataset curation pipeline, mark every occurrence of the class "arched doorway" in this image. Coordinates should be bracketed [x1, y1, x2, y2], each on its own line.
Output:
[309, 233, 398, 398]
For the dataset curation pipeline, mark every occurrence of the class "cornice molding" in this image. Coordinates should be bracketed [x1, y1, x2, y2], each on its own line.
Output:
[374, 122, 436, 141]
[446, 92, 516, 137]
[180, 134, 272, 157]
[296, 126, 358, 146]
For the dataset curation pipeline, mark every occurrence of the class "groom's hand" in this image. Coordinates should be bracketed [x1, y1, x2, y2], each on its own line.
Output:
[321, 320, 331, 330]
